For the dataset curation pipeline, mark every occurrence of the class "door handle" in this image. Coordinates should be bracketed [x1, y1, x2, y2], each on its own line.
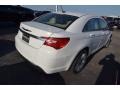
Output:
[102, 32, 105, 35]
[89, 34, 95, 38]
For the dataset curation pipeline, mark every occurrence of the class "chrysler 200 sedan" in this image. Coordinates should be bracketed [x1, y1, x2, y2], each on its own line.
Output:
[15, 12, 112, 74]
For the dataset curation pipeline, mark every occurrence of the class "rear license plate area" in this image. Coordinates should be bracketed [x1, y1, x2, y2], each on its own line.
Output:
[22, 32, 30, 43]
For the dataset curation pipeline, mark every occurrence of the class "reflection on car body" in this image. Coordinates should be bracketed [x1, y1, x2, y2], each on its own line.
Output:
[15, 12, 112, 74]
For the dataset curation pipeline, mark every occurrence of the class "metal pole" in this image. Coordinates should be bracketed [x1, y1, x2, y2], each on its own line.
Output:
[56, 5, 58, 12]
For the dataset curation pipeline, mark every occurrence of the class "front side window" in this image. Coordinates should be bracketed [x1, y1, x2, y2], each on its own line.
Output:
[33, 13, 78, 30]
[98, 19, 108, 30]
[83, 18, 99, 32]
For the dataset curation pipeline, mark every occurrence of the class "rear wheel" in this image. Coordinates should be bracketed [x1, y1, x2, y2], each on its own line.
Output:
[72, 49, 88, 73]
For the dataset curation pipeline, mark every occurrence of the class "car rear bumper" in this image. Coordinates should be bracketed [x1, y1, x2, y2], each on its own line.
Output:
[15, 35, 69, 74]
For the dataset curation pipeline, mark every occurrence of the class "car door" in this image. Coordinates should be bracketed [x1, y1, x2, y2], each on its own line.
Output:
[83, 18, 104, 53]
[98, 18, 110, 47]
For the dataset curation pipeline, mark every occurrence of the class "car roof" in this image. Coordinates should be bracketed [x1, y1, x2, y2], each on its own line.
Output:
[53, 11, 95, 18]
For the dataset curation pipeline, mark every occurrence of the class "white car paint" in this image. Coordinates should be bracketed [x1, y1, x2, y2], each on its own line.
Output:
[15, 12, 112, 74]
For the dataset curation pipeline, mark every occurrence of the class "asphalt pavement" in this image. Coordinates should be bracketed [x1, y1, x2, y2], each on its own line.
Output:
[0, 22, 120, 85]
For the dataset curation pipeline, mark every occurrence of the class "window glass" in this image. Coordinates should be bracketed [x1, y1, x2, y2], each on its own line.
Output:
[0, 6, 11, 12]
[83, 18, 99, 32]
[33, 13, 78, 30]
[99, 19, 108, 29]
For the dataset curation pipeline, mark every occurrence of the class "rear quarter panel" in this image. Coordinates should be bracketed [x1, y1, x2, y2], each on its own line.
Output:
[51, 30, 92, 70]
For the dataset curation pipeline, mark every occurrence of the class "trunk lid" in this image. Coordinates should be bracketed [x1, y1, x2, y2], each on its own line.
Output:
[19, 21, 64, 48]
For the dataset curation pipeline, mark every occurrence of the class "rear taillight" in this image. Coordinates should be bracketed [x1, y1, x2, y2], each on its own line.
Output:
[43, 37, 70, 49]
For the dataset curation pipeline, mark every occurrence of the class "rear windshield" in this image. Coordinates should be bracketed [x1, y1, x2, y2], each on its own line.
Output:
[33, 13, 79, 30]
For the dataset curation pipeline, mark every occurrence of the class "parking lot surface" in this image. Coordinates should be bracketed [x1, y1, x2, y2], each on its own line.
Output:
[0, 22, 120, 85]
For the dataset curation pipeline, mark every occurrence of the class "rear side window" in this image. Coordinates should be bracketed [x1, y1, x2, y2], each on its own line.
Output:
[98, 19, 109, 29]
[33, 13, 79, 30]
[83, 18, 99, 32]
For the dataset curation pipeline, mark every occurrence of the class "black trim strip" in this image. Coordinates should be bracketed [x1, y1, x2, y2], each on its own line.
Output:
[20, 29, 42, 40]
[22, 27, 32, 32]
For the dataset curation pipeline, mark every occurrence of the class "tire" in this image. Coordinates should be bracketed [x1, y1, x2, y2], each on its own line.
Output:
[72, 49, 88, 74]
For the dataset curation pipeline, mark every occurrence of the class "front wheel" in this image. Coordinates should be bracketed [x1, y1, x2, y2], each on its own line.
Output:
[72, 50, 88, 73]
[105, 36, 112, 48]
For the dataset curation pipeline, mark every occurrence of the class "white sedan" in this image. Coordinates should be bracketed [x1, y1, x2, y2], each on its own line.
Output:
[15, 12, 112, 74]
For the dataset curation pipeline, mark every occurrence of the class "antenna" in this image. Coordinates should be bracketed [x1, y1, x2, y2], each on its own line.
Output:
[60, 5, 65, 13]
[55, 5, 65, 13]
